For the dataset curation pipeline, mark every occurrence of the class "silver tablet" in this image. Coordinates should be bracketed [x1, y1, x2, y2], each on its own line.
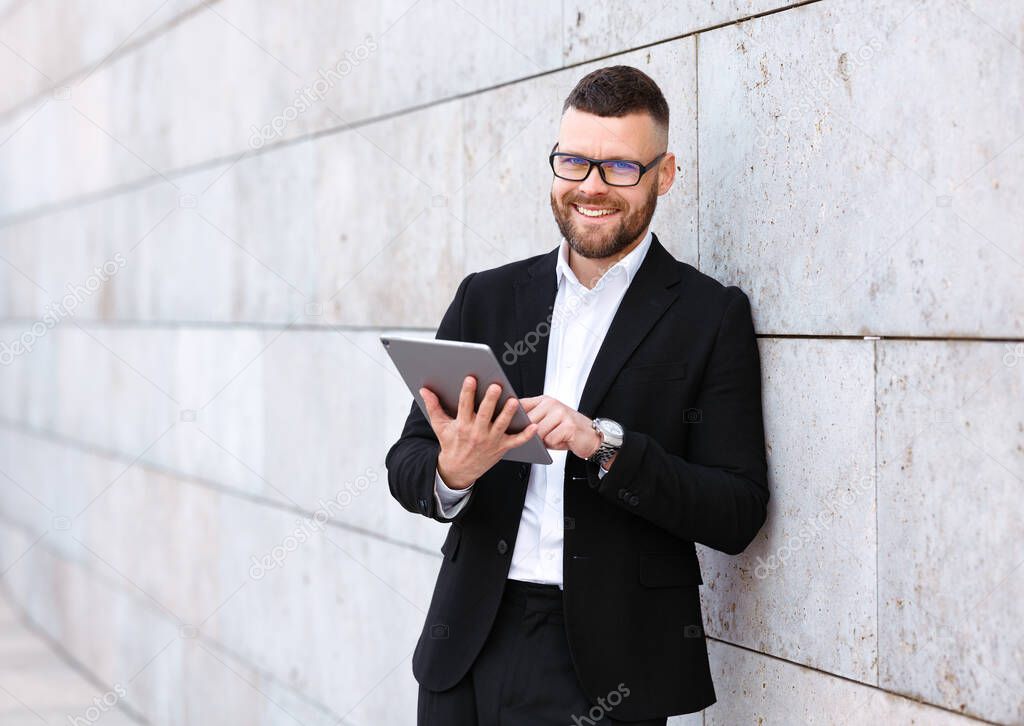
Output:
[380, 335, 553, 465]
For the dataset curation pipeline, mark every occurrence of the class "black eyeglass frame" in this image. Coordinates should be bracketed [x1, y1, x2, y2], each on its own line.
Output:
[548, 142, 667, 187]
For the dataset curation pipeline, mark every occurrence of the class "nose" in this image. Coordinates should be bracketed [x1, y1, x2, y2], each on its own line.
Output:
[576, 164, 610, 197]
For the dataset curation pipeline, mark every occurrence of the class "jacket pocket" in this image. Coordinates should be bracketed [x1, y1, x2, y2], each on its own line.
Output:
[639, 553, 703, 588]
[440, 524, 462, 562]
[615, 361, 687, 384]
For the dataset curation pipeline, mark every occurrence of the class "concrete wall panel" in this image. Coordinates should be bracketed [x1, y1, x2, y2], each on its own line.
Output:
[704, 639, 984, 725]
[563, 0, 793, 63]
[0, 430, 441, 724]
[2, 0, 1020, 723]
[698, 0, 1024, 337]
[0, 0, 203, 114]
[699, 339, 877, 682]
[876, 340, 1024, 724]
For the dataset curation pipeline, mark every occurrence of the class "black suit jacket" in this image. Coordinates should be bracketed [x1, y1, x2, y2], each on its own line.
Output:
[385, 232, 769, 720]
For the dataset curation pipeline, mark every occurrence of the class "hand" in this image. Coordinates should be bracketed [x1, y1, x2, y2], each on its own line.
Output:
[420, 375, 539, 490]
[519, 395, 601, 461]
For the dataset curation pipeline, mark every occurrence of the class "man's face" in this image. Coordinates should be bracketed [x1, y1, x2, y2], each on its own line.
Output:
[549, 108, 672, 260]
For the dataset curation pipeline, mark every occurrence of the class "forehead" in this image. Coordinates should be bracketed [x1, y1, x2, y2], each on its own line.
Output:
[557, 108, 658, 159]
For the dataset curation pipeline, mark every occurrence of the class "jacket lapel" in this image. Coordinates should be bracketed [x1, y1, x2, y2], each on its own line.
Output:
[511, 247, 559, 399]
[577, 233, 681, 418]
[510, 232, 682, 417]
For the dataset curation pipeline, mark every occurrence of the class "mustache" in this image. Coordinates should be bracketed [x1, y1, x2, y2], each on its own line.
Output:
[564, 197, 624, 209]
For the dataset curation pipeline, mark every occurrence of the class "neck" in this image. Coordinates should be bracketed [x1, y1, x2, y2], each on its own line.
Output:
[569, 229, 648, 290]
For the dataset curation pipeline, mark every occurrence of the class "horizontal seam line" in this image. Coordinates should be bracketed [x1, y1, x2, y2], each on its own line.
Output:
[0, 0, 825, 229]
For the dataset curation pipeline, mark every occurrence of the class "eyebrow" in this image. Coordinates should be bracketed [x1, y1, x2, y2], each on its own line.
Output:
[559, 149, 637, 161]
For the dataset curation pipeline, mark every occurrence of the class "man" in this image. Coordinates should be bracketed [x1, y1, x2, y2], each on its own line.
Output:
[386, 65, 769, 724]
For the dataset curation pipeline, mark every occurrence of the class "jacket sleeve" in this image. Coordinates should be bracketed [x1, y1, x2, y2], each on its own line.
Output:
[583, 287, 769, 554]
[385, 272, 480, 525]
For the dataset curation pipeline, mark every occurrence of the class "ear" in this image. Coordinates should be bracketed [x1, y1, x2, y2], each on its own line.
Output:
[657, 151, 677, 195]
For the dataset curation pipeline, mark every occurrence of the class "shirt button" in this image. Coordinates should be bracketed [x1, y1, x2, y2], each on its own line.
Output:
[544, 551, 555, 560]
[497, 539, 508, 554]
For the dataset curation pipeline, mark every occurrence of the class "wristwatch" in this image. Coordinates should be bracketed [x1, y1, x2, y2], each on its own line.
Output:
[586, 417, 624, 466]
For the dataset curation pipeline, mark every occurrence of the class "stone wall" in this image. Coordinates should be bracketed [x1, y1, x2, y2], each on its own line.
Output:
[0, 1, 1020, 723]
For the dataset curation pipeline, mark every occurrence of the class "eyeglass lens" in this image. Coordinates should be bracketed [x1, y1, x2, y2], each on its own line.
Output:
[552, 155, 641, 185]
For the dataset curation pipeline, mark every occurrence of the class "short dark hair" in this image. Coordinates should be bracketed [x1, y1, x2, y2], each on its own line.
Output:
[562, 65, 670, 138]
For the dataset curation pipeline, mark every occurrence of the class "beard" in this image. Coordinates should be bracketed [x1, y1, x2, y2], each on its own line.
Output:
[549, 180, 658, 260]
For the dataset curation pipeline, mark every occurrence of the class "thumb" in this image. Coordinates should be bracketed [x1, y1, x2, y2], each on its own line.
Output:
[420, 387, 450, 425]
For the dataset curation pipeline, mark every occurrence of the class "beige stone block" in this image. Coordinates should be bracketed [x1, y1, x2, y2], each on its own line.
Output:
[876, 340, 1024, 724]
[699, 338, 877, 682]
[698, 0, 1024, 337]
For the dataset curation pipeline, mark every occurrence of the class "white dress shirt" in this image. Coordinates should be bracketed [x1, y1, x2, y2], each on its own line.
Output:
[433, 228, 654, 588]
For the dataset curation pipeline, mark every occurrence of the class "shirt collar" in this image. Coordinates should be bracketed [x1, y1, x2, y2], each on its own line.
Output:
[555, 227, 653, 291]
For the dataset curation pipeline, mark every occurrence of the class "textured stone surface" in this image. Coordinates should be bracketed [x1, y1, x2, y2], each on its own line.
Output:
[699, 338, 877, 682]
[698, 0, 1024, 337]
[1, 0, 1022, 723]
[0, 591, 141, 725]
[0, 324, 450, 553]
[0, 41, 694, 326]
[563, 0, 792, 64]
[0, 436, 441, 724]
[704, 639, 983, 725]
[0, 1, 562, 218]
[0, 99, 464, 327]
[0, 0, 203, 115]
[876, 340, 1024, 724]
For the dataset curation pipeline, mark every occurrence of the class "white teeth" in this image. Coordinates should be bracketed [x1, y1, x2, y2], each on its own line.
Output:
[574, 204, 617, 217]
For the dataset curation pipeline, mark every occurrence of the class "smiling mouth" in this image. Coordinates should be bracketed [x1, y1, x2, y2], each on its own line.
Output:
[572, 203, 620, 221]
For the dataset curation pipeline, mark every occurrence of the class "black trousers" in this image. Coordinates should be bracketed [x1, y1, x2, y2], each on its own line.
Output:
[417, 578, 669, 726]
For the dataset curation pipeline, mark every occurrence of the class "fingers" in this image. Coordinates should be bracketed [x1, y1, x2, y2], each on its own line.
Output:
[456, 375, 476, 422]
[475, 382, 503, 428]
[491, 394, 520, 434]
[507, 422, 539, 449]
[521, 397, 549, 421]
[547, 419, 575, 448]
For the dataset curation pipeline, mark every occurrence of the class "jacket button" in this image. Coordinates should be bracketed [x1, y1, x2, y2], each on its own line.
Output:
[617, 488, 627, 500]
[497, 539, 508, 554]
[588, 478, 599, 489]
[418, 498, 429, 513]
[628, 495, 640, 506]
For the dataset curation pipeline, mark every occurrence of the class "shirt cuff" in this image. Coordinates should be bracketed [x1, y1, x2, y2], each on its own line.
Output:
[597, 462, 610, 479]
[435, 468, 474, 518]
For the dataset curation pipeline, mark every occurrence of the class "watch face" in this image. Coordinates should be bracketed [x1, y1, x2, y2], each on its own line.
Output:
[601, 419, 623, 437]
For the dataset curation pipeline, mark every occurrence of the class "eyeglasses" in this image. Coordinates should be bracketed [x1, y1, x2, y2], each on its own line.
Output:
[548, 142, 666, 187]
